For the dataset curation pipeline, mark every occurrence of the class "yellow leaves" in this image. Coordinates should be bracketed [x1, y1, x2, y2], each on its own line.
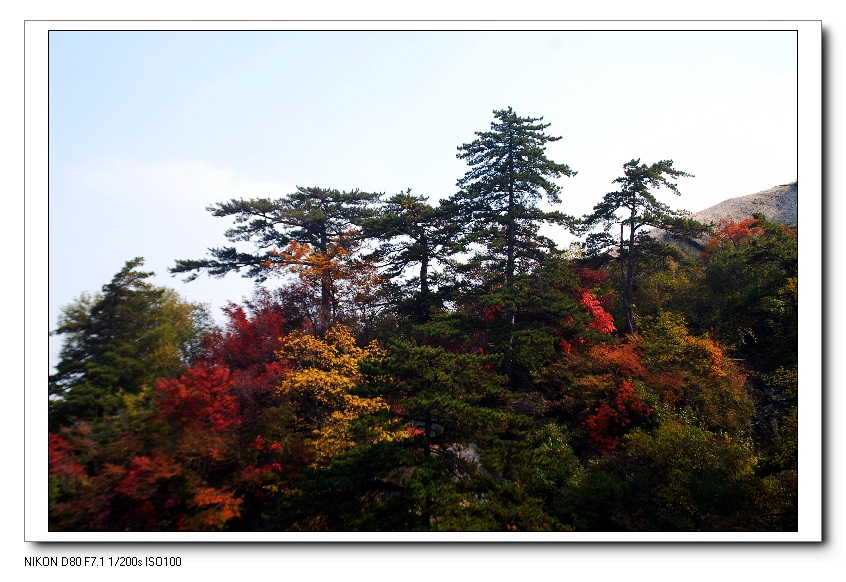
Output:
[268, 236, 370, 288]
[276, 324, 402, 468]
[281, 324, 380, 375]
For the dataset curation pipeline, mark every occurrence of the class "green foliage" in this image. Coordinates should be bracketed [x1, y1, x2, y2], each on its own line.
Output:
[172, 186, 382, 331]
[618, 420, 760, 530]
[451, 107, 576, 291]
[362, 190, 459, 324]
[700, 215, 798, 373]
[172, 187, 379, 282]
[562, 419, 769, 531]
[49, 258, 206, 428]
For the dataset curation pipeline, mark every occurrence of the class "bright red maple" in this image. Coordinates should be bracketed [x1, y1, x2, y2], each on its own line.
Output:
[584, 380, 654, 454]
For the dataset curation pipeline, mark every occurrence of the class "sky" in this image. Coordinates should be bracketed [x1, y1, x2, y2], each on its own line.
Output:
[47, 29, 799, 368]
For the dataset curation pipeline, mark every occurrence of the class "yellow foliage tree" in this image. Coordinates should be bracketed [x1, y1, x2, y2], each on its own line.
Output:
[267, 235, 382, 332]
[276, 324, 405, 467]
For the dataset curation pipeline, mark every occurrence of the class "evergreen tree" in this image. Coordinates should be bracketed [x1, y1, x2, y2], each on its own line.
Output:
[362, 190, 458, 323]
[49, 258, 205, 428]
[452, 107, 576, 291]
[579, 159, 704, 334]
[450, 107, 575, 386]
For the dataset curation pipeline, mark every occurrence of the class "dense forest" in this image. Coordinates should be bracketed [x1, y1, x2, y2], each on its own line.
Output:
[48, 108, 798, 532]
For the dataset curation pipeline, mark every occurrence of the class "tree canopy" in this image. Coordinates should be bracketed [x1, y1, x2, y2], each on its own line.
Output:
[49, 257, 206, 428]
[451, 106, 576, 291]
[172, 186, 381, 331]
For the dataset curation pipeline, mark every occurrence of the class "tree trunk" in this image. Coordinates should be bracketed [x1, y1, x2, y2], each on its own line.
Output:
[505, 140, 517, 389]
[622, 215, 636, 334]
[418, 241, 431, 323]
[318, 231, 332, 332]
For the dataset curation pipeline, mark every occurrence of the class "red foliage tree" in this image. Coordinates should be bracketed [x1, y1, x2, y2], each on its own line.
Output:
[156, 365, 240, 434]
[198, 290, 293, 428]
[703, 217, 763, 255]
[584, 380, 654, 454]
[580, 291, 616, 335]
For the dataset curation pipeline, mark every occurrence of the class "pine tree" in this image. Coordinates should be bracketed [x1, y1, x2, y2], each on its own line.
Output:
[579, 159, 703, 334]
[452, 107, 576, 292]
[362, 190, 458, 323]
[450, 107, 575, 386]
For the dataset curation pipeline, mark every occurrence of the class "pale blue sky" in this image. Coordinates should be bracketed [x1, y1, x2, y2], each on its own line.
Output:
[48, 29, 798, 367]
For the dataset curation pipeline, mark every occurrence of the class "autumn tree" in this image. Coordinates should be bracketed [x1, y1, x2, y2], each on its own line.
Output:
[172, 186, 380, 331]
[579, 159, 705, 334]
[48, 289, 311, 532]
[48, 364, 246, 532]
[275, 324, 405, 469]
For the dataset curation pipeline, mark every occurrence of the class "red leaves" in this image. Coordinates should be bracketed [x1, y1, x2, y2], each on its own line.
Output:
[245, 433, 309, 490]
[703, 217, 763, 256]
[580, 291, 616, 335]
[114, 454, 181, 498]
[584, 381, 654, 455]
[576, 266, 610, 288]
[155, 364, 240, 432]
[480, 304, 504, 321]
[48, 433, 88, 483]
[200, 295, 289, 372]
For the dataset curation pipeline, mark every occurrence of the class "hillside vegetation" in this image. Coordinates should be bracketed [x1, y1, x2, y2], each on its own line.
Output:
[49, 109, 798, 532]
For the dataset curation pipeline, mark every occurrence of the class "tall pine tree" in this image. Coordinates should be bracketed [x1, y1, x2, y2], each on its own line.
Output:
[450, 107, 575, 386]
[580, 159, 703, 334]
[452, 107, 576, 290]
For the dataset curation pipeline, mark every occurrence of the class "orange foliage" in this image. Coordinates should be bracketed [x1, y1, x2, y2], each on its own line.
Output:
[185, 487, 242, 530]
[588, 342, 646, 378]
[703, 217, 763, 255]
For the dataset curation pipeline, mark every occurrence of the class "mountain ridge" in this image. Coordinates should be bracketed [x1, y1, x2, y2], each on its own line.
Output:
[690, 181, 798, 227]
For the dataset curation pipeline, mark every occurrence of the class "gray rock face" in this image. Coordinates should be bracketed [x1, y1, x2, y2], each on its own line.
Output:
[691, 181, 798, 227]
